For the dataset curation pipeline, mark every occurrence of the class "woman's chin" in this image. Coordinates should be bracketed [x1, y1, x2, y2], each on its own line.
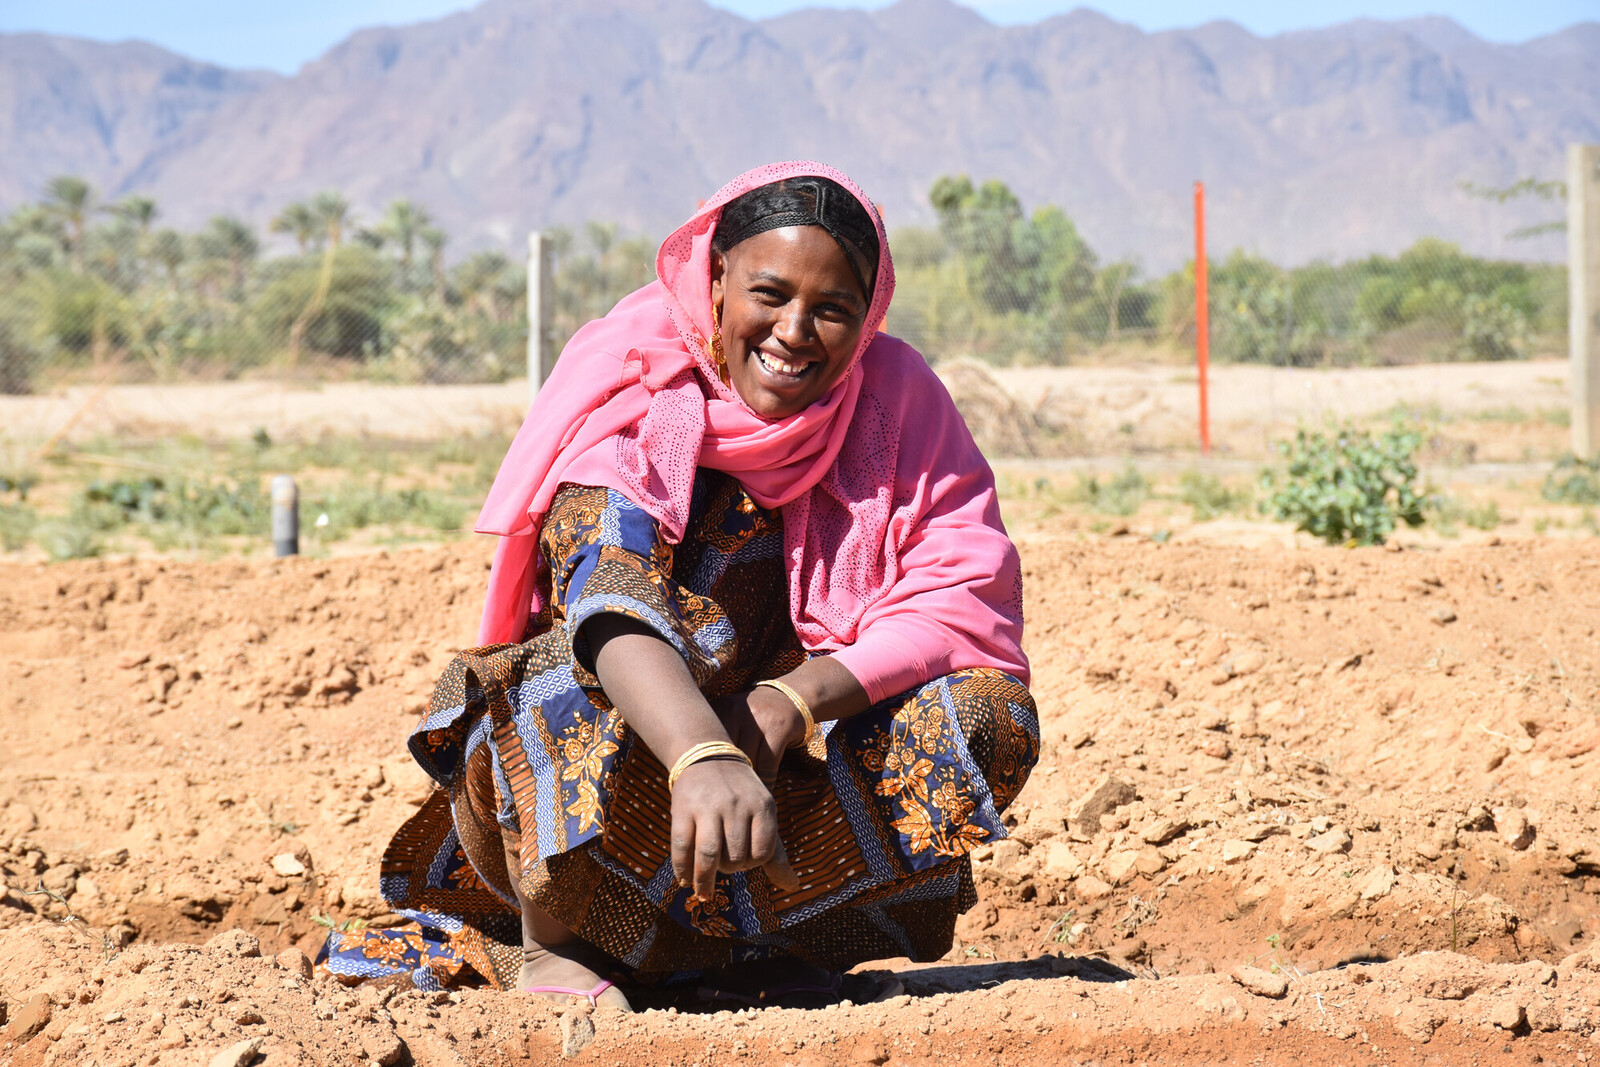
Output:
[745, 393, 807, 420]
[731, 361, 821, 419]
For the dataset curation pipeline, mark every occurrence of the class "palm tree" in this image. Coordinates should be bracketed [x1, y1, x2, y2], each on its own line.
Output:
[420, 225, 448, 302]
[377, 199, 432, 274]
[311, 191, 352, 251]
[43, 175, 95, 264]
[287, 191, 353, 368]
[270, 201, 320, 253]
[107, 196, 158, 234]
[148, 229, 185, 290]
[197, 216, 260, 292]
[585, 221, 617, 258]
[455, 251, 514, 323]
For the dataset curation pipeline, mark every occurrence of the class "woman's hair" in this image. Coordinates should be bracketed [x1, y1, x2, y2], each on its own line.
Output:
[712, 177, 880, 302]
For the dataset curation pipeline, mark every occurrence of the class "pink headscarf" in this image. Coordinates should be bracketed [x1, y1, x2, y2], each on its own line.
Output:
[476, 161, 1027, 701]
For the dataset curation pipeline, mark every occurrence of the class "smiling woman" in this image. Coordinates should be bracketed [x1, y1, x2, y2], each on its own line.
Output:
[320, 162, 1039, 1011]
[707, 178, 881, 410]
[712, 223, 868, 418]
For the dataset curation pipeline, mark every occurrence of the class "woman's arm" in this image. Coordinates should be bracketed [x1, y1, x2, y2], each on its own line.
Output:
[585, 613, 796, 901]
[714, 657, 870, 781]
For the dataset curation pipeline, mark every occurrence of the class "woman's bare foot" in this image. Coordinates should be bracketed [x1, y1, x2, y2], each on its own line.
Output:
[502, 833, 631, 1009]
[519, 943, 632, 1010]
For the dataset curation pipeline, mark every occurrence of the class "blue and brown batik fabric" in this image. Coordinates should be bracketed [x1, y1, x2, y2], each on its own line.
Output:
[321, 470, 1038, 989]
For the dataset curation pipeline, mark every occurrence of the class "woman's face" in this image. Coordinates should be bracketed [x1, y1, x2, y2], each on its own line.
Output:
[710, 225, 870, 420]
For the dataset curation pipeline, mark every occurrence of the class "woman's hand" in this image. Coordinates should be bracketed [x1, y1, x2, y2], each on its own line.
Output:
[584, 614, 806, 898]
[712, 688, 806, 781]
[670, 758, 797, 899]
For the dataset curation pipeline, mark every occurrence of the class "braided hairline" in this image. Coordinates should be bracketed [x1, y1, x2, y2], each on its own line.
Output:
[712, 177, 880, 302]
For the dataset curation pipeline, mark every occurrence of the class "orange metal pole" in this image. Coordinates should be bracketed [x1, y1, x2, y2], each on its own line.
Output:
[1194, 180, 1211, 455]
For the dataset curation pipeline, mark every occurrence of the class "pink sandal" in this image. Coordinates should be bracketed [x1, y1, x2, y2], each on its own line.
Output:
[521, 979, 616, 1007]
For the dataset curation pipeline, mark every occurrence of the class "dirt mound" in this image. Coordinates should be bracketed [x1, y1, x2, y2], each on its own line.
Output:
[1, 535, 1597, 1064]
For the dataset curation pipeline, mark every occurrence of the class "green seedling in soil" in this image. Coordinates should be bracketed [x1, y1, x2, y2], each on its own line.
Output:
[20, 882, 121, 961]
[1246, 932, 1305, 980]
[1042, 909, 1079, 948]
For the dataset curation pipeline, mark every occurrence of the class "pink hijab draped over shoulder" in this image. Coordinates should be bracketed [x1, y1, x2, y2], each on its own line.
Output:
[475, 161, 1028, 702]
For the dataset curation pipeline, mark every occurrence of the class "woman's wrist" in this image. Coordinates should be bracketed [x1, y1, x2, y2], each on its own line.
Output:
[769, 657, 872, 727]
[753, 679, 815, 749]
[667, 741, 752, 791]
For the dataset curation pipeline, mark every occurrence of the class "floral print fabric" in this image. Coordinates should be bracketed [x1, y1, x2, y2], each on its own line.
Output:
[321, 471, 1037, 987]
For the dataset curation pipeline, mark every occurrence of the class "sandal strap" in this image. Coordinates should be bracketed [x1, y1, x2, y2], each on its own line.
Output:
[521, 979, 615, 1007]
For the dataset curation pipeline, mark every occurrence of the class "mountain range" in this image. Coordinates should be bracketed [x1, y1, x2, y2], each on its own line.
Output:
[3, 0, 1595, 268]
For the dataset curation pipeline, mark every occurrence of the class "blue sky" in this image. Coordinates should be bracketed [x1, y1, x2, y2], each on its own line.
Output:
[1, 0, 1592, 73]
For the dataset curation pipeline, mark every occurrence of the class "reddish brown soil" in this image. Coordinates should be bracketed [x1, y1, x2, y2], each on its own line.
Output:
[1, 535, 1597, 1065]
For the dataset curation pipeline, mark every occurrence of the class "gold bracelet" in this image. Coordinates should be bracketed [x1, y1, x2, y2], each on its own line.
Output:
[667, 741, 752, 792]
[755, 678, 817, 750]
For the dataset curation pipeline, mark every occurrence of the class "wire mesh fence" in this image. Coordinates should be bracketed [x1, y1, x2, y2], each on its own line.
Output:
[889, 176, 1568, 368]
[0, 185, 658, 393]
[0, 172, 1590, 563]
[0, 173, 1571, 399]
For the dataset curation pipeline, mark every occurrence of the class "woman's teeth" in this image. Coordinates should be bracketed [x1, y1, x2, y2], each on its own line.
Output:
[756, 350, 811, 377]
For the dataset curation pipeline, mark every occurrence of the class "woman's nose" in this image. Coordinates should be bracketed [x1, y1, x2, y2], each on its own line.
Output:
[771, 302, 811, 348]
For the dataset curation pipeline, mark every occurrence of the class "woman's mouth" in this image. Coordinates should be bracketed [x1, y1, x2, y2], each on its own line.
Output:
[754, 348, 815, 381]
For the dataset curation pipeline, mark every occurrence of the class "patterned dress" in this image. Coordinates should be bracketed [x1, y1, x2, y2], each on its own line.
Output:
[321, 470, 1038, 990]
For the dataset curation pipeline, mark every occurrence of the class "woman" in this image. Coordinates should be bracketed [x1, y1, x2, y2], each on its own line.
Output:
[322, 162, 1038, 1009]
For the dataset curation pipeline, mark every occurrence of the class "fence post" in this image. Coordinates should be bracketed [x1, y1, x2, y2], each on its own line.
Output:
[527, 231, 553, 406]
[1572, 144, 1600, 460]
[270, 475, 299, 557]
[1194, 181, 1211, 455]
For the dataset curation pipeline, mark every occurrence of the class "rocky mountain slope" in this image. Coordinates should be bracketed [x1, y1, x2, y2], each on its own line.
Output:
[2, 0, 1594, 266]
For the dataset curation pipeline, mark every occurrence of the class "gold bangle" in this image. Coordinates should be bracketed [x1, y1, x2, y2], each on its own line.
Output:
[667, 741, 752, 792]
[755, 678, 816, 750]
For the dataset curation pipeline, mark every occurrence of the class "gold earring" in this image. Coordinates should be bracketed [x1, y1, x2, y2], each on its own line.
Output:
[710, 303, 729, 385]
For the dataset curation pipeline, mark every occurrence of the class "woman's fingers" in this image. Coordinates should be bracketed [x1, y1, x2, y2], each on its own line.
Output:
[748, 792, 778, 865]
[721, 810, 751, 871]
[670, 761, 784, 904]
[670, 802, 695, 888]
[762, 835, 801, 894]
[692, 815, 722, 903]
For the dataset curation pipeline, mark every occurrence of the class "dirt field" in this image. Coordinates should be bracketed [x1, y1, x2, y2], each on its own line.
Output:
[1, 523, 1598, 1065]
[0, 356, 1594, 1064]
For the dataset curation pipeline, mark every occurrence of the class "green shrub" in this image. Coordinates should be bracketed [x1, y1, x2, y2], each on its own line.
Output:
[84, 475, 266, 536]
[0, 471, 37, 500]
[0, 504, 36, 551]
[1542, 454, 1600, 505]
[1070, 466, 1149, 516]
[1429, 495, 1502, 537]
[304, 481, 467, 541]
[35, 518, 102, 560]
[1177, 470, 1252, 521]
[1262, 421, 1428, 545]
